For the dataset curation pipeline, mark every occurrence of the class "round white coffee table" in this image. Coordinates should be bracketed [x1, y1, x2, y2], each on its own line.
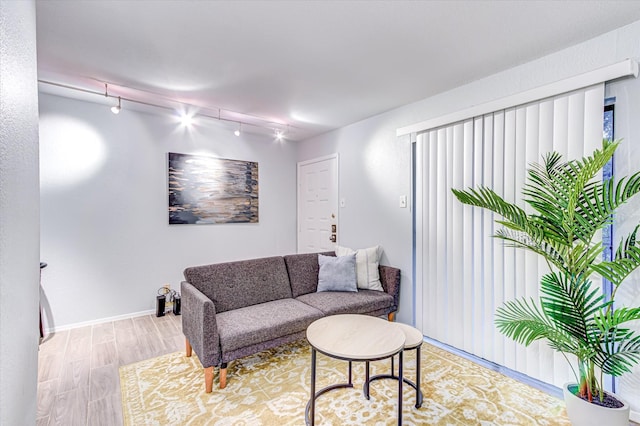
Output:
[305, 314, 406, 426]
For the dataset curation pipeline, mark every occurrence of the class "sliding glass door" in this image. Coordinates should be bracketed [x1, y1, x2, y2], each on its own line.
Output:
[414, 84, 604, 388]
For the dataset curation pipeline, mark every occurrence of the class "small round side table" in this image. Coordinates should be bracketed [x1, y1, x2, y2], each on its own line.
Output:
[364, 322, 424, 408]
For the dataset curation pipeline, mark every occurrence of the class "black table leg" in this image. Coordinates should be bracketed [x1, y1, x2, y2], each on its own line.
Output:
[364, 361, 370, 399]
[398, 350, 403, 425]
[415, 345, 422, 408]
[306, 348, 316, 426]
[348, 360, 352, 385]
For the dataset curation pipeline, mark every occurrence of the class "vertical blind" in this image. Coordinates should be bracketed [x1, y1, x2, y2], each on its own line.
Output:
[415, 83, 604, 387]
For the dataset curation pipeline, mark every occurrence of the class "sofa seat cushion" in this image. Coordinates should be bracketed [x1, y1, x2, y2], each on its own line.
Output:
[296, 290, 394, 316]
[217, 299, 324, 353]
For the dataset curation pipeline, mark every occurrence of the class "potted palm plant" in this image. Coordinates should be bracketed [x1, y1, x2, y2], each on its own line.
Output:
[452, 139, 640, 425]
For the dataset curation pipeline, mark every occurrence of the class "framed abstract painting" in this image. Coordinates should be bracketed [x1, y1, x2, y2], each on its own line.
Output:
[168, 152, 259, 224]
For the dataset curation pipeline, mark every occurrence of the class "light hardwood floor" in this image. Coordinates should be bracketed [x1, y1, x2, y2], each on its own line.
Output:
[37, 313, 184, 426]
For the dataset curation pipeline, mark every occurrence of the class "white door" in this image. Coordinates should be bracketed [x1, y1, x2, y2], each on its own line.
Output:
[297, 155, 338, 253]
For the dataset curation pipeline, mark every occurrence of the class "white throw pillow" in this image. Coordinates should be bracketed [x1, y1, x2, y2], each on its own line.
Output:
[334, 245, 383, 291]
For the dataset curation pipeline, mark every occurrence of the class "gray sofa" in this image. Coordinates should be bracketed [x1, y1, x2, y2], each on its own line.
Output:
[181, 251, 401, 392]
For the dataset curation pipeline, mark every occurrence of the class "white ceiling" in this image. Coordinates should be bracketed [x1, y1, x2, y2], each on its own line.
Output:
[36, 1, 640, 141]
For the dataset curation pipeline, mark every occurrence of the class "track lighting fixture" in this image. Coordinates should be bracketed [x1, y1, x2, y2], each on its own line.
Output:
[42, 79, 294, 137]
[111, 96, 121, 114]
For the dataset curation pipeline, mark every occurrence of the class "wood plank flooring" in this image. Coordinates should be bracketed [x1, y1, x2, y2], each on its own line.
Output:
[37, 313, 183, 426]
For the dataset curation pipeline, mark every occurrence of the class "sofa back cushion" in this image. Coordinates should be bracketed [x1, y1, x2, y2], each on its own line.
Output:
[284, 252, 335, 298]
[183, 256, 292, 313]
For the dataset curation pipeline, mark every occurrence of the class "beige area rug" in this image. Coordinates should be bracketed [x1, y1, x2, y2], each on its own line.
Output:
[120, 340, 570, 425]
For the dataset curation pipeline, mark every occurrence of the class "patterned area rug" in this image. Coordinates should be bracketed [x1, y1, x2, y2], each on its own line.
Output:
[120, 340, 570, 425]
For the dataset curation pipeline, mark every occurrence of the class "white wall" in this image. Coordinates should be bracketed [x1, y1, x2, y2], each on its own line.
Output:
[297, 19, 640, 411]
[39, 94, 298, 329]
[0, 0, 40, 424]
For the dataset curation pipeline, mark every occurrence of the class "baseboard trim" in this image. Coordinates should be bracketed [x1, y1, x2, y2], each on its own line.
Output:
[44, 309, 156, 333]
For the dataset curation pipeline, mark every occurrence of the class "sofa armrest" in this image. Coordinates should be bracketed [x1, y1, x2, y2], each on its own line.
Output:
[181, 281, 220, 369]
[379, 265, 401, 313]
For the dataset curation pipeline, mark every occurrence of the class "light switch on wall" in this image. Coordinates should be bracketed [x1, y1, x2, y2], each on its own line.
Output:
[399, 195, 407, 208]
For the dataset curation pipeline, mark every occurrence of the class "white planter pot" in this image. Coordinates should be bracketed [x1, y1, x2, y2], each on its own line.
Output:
[563, 383, 630, 426]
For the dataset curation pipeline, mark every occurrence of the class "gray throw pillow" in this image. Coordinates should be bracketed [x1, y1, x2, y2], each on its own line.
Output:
[317, 253, 358, 292]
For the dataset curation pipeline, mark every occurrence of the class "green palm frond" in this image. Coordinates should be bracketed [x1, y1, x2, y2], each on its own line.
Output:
[604, 172, 640, 212]
[495, 298, 555, 345]
[493, 228, 566, 269]
[593, 307, 640, 343]
[592, 307, 640, 376]
[559, 141, 617, 226]
[598, 337, 640, 377]
[573, 243, 604, 276]
[591, 226, 640, 286]
[573, 173, 640, 242]
[592, 250, 640, 288]
[524, 156, 568, 226]
[552, 143, 616, 242]
[539, 272, 608, 340]
[451, 186, 529, 229]
[573, 182, 608, 242]
[495, 297, 578, 354]
[616, 224, 639, 260]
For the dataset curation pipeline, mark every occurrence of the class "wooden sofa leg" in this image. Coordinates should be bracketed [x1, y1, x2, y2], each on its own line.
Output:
[388, 312, 396, 322]
[186, 338, 193, 357]
[219, 363, 228, 389]
[204, 366, 214, 393]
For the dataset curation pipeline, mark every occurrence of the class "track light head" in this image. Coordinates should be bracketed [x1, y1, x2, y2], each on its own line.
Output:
[111, 97, 121, 114]
[179, 112, 194, 127]
[234, 123, 241, 136]
[275, 125, 290, 141]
